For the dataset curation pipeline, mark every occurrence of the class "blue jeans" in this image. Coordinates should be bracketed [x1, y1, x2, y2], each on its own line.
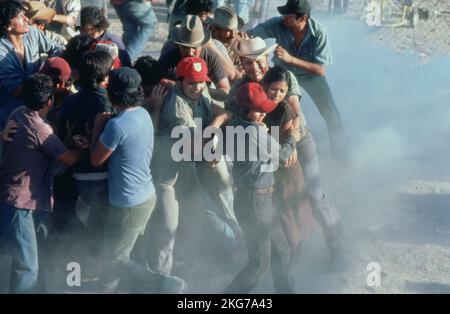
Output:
[113, 0, 157, 60]
[0, 203, 39, 293]
[297, 132, 342, 248]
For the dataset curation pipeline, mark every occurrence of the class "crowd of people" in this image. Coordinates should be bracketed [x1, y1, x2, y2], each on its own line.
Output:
[0, 0, 348, 294]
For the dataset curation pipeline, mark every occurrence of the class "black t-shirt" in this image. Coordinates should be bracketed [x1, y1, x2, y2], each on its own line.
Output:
[59, 87, 113, 174]
[157, 46, 227, 84]
[265, 101, 298, 129]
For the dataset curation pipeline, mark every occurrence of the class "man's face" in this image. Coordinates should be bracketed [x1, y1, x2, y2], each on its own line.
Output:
[178, 45, 203, 58]
[211, 26, 236, 45]
[241, 56, 269, 82]
[80, 24, 102, 38]
[8, 11, 30, 35]
[181, 80, 206, 100]
[282, 14, 307, 30]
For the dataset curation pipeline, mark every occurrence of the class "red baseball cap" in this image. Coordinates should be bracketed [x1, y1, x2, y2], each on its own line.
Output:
[235, 82, 277, 113]
[176, 57, 211, 83]
[39, 57, 71, 82]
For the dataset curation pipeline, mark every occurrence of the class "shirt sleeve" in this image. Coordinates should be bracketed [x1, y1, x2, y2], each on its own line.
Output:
[0, 48, 24, 93]
[247, 17, 280, 39]
[204, 48, 227, 83]
[287, 70, 302, 98]
[100, 119, 122, 151]
[32, 27, 64, 57]
[312, 30, 333, 66]
[37, 123, 68, 160]
[65, 0, 81, 18]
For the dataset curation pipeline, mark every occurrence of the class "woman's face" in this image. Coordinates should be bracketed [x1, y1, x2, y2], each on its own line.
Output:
[265, 81, 289, 104]
[8, 11, 30, 35]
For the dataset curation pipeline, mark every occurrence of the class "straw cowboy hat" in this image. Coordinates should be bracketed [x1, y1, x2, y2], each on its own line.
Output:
[24, 1, 56, 23]
[238, 37, 277, 59]
[211, 6, 245, 31]
[171, 15, 211, 48]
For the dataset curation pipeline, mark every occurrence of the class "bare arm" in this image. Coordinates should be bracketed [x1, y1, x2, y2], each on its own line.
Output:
[209, 77, 230, 102]
[90, 113, 114, 167]
[52, 14, 76, 27]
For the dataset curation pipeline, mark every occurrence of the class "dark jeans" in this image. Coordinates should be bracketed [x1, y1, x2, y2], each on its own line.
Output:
[297, 132, 342, 249]
[0, 203, 38, 293]
[224, 188, 294, 294]
[299, 74, 348, 159]
[76, 179, 109, 255]
[52, 171, 80, 233]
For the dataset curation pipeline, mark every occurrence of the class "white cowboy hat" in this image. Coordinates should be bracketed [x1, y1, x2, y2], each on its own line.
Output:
[238, 37, 277, 59]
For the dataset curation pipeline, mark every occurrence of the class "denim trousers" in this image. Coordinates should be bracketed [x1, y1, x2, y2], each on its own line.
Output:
[223, 188, 294, 294]
[100, 194, 165, 292]
[297, 74, 348, 159]
[297, 132, 342, 248]
[113, 0, 157, 60]
[0, 203, 39, 293]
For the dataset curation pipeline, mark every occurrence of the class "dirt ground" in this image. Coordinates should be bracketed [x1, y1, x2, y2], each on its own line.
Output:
[1, 1, 450, 295]
[310, 0, 450, 62]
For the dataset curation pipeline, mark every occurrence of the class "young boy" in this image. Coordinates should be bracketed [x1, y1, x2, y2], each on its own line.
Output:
[223, 82, 297, 293]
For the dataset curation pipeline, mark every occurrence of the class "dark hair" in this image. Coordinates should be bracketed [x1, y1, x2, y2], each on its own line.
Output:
[62, 34, 95, 68]
[80, 6, 109, 31]
[133, 56, 163, 88]
[185, 0, 214, 15]
[78, 50, 113, 89]
[107, 85, 144, 108]
[261, 66, 291, 89]
[33, 19, 48, 27]
[0, 1, 25, 36]
[23, 74, 54, 111]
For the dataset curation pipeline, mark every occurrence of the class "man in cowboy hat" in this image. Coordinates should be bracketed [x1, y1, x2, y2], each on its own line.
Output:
[209, 5, 246, 74]
[228, 36, 344, 267]
[246, 0, 349, 163]
[157, 14, 232, 101]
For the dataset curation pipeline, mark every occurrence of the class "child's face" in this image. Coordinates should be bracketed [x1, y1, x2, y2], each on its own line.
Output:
[247, 110, 266, 124]
[266, 81, 288, 104]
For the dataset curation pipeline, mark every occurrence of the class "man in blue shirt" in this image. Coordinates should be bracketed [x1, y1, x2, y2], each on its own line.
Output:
[90, 67, 186, 293]
[0, 1, 63, 128]
[247, 0, 348, 162]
